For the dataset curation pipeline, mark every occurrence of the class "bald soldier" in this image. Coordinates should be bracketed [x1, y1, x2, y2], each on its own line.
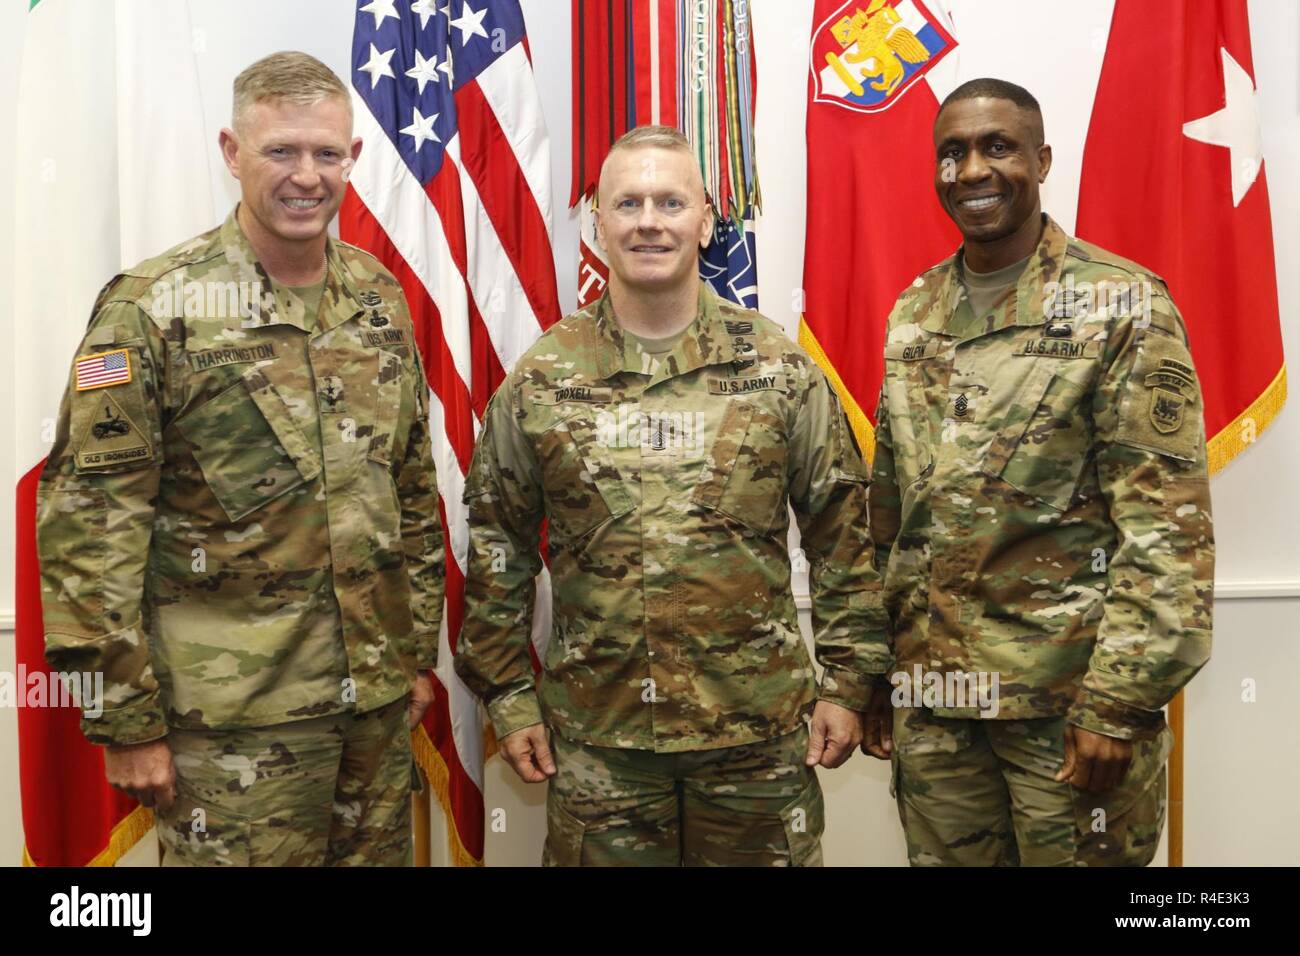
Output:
[862, 78, 1213, 866]
[36, 52, 443, 866]
[456, 125, 889, 866]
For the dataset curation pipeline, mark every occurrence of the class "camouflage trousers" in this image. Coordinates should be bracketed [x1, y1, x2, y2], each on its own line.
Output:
[157, 696, 414, 866]
[544, 726, 824, 867]
[891, 707, 1173, 867]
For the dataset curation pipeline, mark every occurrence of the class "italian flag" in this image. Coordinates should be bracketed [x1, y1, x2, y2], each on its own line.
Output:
[14, 0, 213, 866]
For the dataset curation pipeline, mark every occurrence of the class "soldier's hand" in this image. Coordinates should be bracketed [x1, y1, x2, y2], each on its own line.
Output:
[805, 700, 863, 769]
[859, 685, 894, 760]
[1056, 724, 1133, 793]
[408, 673, 435, 730]
[104, 739, 177, 813]
[500, 723, 557, 783]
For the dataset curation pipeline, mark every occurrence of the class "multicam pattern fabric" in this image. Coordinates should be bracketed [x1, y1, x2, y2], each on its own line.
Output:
[457, 282, 890, 752]
[37, 207, 444, 746]
[158, 696, 413, 866]
[544, 726, 824, 867]
[871, 215, 1213, 739]
[891, 706, 1170, 867]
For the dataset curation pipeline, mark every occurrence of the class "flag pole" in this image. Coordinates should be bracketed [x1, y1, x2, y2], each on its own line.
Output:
[414, 774, 432, 867]
[1168, 692, 1184, 867]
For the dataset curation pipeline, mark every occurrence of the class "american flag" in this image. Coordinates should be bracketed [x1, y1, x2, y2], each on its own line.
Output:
[340, 0, 560, 865]
[74, 349, 131, 391]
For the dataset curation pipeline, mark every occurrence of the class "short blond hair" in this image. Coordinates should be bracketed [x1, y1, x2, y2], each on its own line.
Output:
[598, 125, 707, 207]
[608, 124, 693, 157]
[232, 51, 350, 132]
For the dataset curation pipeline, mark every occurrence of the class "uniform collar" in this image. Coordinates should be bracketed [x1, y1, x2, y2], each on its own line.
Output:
[591, 281, 743, 384]
[920, 213, 1071, 338]
[219, 205, 366, 335]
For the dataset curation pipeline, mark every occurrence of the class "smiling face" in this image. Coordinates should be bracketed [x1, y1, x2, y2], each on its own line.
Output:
[594, 145, 713, 294]
[933, 96, 1051, 255]
[219, 95, 361, 254]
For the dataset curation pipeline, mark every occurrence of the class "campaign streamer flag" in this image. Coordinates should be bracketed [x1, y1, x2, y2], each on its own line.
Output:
[14, 0, 214, 866]
[573, 0, 759, 310]
[799, 0, 958, 460]
[1076, 0, 1285, 474]
[340, 0, 561, 865]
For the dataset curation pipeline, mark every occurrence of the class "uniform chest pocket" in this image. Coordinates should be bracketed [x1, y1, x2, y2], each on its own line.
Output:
[691, 399, 788, 536]
[360, 349, 408, 468]
[536, 414, 634, 543]
[980, 362, 1089, 512]
[175, 370, 321, 522]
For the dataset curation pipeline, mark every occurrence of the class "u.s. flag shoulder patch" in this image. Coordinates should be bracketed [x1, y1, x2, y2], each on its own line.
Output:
[75, 348, 131, 391]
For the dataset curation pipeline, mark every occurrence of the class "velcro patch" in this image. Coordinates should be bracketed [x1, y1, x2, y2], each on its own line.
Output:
[361, 328, 409, 348]
[1014, 338, 1100, 359]
[190, 343, 277, 371]
[75, 390, 153, 471]
[884, 340, 944, 361]
[75, 349, 131, 391]
[707, 373, 786, 395]
[530, 386, 614, 405]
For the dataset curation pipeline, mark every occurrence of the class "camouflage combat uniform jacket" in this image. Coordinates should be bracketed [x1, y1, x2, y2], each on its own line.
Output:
[456, 283, 890, 752]
[870, 215, 1213, 739]
[37, 208, 444, 747]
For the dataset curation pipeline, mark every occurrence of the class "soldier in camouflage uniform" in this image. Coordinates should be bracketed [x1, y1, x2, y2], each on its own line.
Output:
[456, 126, 890, 866]
[862, 79, 1213, 866]
[36, 53, 443, 866]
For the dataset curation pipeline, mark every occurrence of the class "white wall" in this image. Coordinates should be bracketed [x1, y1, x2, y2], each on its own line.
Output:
[3, 0, 1298, 867]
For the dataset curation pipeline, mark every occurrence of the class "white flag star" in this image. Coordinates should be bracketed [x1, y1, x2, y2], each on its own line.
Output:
[405, 48, 443, 93]
[358, 43, 396, 89]
[410, 0, 439, 30]
[360, 0, 400, 29]
[450, 3, 489, 45]
[438, 54, 454, 82]
[1182, 48, 1264, 207]
[400, 107, 441, 152]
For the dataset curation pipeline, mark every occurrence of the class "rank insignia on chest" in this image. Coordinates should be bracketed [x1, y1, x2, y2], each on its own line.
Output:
[319, 376, 346, 411]
[946, 390, 976, 421]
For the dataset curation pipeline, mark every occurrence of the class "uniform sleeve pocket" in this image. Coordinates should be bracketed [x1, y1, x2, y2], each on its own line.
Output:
[1114, 331, 1202, 463]
[692, 399, 788, 535]
[175, 372, 321, 522]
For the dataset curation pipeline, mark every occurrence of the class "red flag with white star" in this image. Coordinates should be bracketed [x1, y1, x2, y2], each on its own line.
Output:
[1076, 0, 1286, 473]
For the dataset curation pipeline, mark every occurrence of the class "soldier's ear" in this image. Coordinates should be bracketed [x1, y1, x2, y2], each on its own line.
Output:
[1037, 143, 1053, 183]
[698, 205, 714, 249]
[218, 128, 241, 180]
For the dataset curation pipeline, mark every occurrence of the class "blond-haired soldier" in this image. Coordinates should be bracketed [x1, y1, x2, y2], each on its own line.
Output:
[456, 126, 890, 866]
[36, 52, 443, 866]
